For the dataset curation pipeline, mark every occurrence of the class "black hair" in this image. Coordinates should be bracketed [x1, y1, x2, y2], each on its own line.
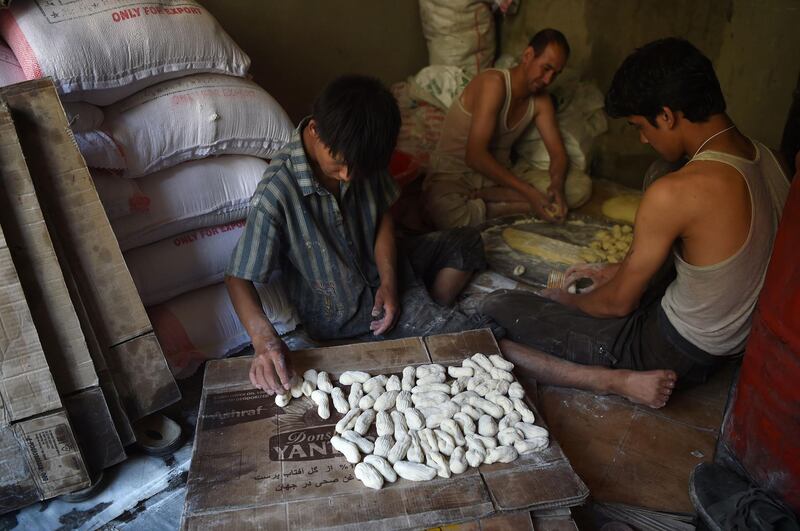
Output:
[529, 28, 570, 58]
[605, 38, 726, 125]
[311, 74, 400, 179]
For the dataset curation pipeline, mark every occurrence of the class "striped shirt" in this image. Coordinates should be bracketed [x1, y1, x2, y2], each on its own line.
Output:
[227, 118, 400, 339]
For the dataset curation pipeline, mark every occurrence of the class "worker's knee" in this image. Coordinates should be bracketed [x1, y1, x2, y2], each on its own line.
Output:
[564, 169, 593, 208]
[426, 193, 486, 229]
[445, 226, 484, 255]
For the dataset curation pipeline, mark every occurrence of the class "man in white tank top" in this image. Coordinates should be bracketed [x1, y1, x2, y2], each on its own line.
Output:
[480, 38, 789, 408]
[423, 29, 592, 229]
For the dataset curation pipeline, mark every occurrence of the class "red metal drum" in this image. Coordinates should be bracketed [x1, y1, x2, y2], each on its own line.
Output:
[720, 155, 800, 513]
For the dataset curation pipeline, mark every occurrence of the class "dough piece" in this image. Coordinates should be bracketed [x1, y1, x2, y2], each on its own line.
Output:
[580, 249, 602, 263]
[502, 228, 585, 265]
[585, 223, 633, 264]
[602, 194, 641, 224]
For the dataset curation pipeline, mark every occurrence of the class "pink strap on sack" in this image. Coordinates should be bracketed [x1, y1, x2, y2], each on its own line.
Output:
[0, 10, 42, 79]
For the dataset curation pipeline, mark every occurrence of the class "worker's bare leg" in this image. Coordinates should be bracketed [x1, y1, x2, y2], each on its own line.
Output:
[479, 187, 535, 219]
[500, 339, 677, 408]
[430, 267, 473, 306]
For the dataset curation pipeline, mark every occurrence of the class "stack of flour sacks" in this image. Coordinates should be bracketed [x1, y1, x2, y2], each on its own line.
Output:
[0, 0, 298, 378]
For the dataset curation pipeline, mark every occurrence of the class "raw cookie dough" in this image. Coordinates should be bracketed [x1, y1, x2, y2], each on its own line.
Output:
[601, 194, 640, 224]
[580, 224, 633, 263]
[502, 228, 585, 265]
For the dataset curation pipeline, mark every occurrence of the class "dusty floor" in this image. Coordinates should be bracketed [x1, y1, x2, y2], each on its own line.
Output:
[532, 363, 738, 529]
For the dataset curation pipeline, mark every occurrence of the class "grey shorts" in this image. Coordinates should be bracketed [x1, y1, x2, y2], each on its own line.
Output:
[399, 227, 487, 288]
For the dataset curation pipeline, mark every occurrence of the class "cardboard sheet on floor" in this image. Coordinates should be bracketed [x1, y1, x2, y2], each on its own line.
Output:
[442, 508, 579, 531]
[183, 330, 588, 529]
[481, 214, 620, 289]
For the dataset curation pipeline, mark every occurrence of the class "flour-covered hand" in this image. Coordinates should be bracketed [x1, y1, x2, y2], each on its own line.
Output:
[547, 183, 568, 222]
[250, 336, 294, 394]
[370, 283, 399, 335]
[564, 263, 620, 293]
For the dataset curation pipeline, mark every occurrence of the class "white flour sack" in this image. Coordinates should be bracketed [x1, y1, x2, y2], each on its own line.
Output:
[418, 0, 495, 76]
[148, 281, 298, 379]
[125, 220, 245, 306]
[0, 0, 250, 105]
[77, 74, 293, 177]
[0, 41, 24, 86]
[92, 171, 150, 220]
[392, 81, 446, 172]
[111, 155, 268, 251]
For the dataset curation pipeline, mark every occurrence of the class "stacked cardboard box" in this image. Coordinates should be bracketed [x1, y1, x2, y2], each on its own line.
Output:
[0, 220, 89, 512]
[0, 80, 181, 514]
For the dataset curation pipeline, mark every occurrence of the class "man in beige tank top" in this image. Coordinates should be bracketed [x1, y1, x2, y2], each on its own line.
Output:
[480, 38, 789, 408]
[423, 29, 592, 229]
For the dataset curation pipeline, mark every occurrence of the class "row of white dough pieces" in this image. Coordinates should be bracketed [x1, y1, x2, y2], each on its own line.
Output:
[275, 353, 549, 490]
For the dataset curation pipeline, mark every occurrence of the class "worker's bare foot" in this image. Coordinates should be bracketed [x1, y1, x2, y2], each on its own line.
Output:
[610, 369, 677, 408]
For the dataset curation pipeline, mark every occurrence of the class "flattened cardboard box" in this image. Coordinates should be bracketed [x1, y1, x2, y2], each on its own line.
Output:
[0, 226, 60, 426]
[0, 100, 96, 397]
[184, 331, 588, 529]
[0, 97, 127, 466]
[442, 508, 578, 531]
[0, 80, 180, 421]
[1, 79, 150, 346]
[0, 223, 89, 513]
[0, 411, 89, 513]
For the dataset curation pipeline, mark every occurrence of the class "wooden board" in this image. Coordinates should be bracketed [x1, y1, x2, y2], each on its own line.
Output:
[538, 362, 736, 514]
[480, 179, 643, 289]
[183, 330, 588, 529]
[481, 215, 615, 288]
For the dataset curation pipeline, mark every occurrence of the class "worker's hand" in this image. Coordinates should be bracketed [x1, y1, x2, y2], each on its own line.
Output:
[370, 283, 399, 336]
[249, 336, 294, 395]
[546, 183, 568, 222]
[525, 188, 560, 223]
[563, 263, 620, 294]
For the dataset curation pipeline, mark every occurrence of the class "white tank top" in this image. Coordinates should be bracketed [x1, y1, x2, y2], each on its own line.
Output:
[661, 140, 789, 355]
[428, 68, 535, 175]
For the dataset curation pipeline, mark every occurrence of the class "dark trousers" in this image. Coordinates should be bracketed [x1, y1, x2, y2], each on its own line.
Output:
[479, 282, 725, 388]
[373, 227, 488, 339]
